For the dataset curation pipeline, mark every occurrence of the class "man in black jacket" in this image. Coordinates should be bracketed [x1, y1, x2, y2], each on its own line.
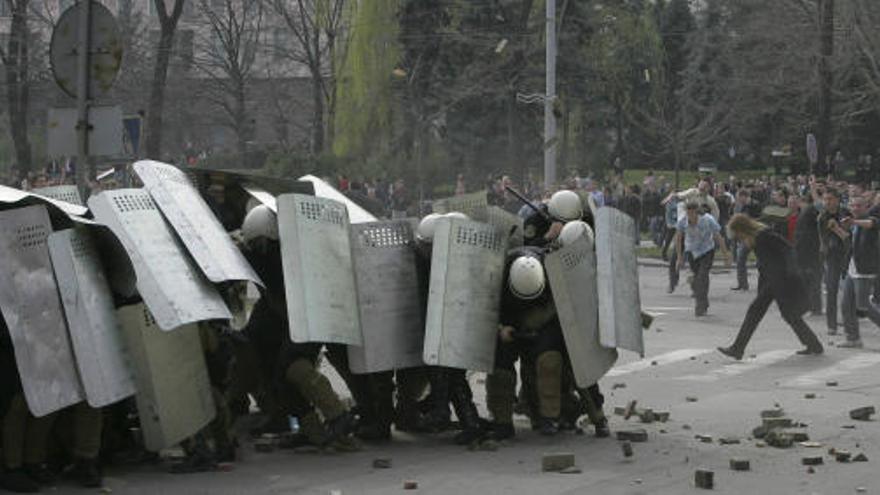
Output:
[839, 195, 880, 348]
[818, 188, 851, 334]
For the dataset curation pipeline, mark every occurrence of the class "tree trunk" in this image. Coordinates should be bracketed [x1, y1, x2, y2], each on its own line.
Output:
[4, 0, 32, 180]
[325, 31, 337, 150]
[615, 97, 625, 160]
[144, 25, 176, 160]
[817, 0, 834, 172]
[235, 79, 248, 164]
[311, 32, 325, 155]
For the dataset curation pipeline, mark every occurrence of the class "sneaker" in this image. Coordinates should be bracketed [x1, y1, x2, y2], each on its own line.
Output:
[0, 469, 40, 493]
[730, 286, 748, 291]
[837, 340, 864, 349]
[795, 347, 824, 356]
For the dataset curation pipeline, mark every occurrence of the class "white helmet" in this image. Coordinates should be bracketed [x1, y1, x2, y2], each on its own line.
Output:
[548, 190, 583, 221]
[417, 213, 443, 242]
[508, 256, 546, 300]
[558, 220, 594, 247]
[445, 212, 470, 221]
[241, 205, 278, 243]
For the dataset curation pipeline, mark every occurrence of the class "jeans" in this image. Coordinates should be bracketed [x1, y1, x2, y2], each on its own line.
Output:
[661, 226, 676, 260]
[735, 242, 751, 289]
[801, 265, 823, 314]
[688, 249, 715, 314]
[842, 276, 880, 342]
[668, 250, 679, 290]
[825, 256, 846, 330]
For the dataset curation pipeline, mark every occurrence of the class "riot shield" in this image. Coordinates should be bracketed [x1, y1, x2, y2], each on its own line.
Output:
[0, 184, 89, 218]
[423, 218, 505, 372]
[117, 304, 215, 452]
[278, 194, 362, 345]
[0, 205, 84, 416]
[299, 175, 378, 224]
[32, 185, 84, 206]
[88, 189, 231, 331]
[596, 207, 644, 356]
[242, 184, 277, 212]
[486, 206, 524, 247]
[545, 236, 618, 387]
[431, 191, 489, 220]
[48, 228, 136, 408]
[348, 220, 424, 373]
[133, 160, 262, 287]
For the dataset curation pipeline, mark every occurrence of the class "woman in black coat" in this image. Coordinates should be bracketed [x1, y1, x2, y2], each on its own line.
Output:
[718, 214, 824, 360]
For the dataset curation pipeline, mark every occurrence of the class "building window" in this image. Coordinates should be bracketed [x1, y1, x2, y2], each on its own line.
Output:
[176, 28, 193, 68]
[0, 0, 11, 17]
[273, 28, 289, 61]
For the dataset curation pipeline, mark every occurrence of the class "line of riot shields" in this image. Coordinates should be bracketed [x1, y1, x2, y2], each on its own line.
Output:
[0, 160, 647, 482]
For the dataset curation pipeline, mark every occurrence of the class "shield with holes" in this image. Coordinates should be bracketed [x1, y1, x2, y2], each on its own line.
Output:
[277, 194, 361, 345]
[545, 235, 618, 387]
[117, 303, 215, 451]
[48, 227, 136, 408]
[88, 189, 231, 331]
[0, 205, 84, 416]
[486, 206, 524, 247]
[423, 218, 505, 372]
[431, 191, 489, 220]
[133, 160, 262, 287]
[32, 185, 84, 206]
[347, 220, 424, 373]
[596, 207, 644, 356]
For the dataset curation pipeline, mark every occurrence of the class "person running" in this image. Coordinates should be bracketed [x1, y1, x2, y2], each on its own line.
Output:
[718, 214, 824, 360]
[675, 201, 731, 317]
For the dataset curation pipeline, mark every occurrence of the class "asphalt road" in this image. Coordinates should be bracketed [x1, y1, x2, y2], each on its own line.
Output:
[73, 265, 880, 494]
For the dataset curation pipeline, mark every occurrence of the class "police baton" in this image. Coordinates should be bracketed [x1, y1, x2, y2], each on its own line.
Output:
[504, 185, 561, 222]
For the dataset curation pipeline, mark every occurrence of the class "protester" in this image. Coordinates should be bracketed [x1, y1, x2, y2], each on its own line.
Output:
[718, 214, 824, 359]
[675, 201, 731, 316]
[838, 195, 880, 348]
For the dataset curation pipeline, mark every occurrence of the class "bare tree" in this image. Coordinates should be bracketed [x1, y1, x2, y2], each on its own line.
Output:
[270, 0, 349, 155]
[144, 0, 187, 160]
[193, 0, 263, 161]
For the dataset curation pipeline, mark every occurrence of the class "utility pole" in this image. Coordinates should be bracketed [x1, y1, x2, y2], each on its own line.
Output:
[75, 0, 92, 200]
[544, 0, 557, 191]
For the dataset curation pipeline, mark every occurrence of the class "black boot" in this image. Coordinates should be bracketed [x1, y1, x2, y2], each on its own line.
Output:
[71, 459, 102, 488]
[593, 417, 610, 438]
[537, 417, 559, 436]
[0, 469, 39, 493]
[423, 369, 452, 433]
[449, 376, 485, 445]
[22, 464, 54, 486]
[486, 422, 515, 441]
[326, 411, 358, 442]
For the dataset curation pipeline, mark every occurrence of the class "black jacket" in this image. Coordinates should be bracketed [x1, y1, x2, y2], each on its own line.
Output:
[794, 205, 821, 269]
[754, 229, 808, 318]
[851, 215, 880, 275]
[818, 207, 851, 259]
